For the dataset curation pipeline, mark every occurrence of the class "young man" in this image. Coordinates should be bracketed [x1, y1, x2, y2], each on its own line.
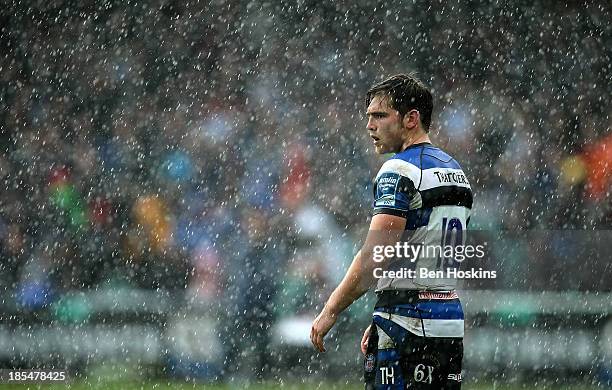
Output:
[310, 74, 472, 389]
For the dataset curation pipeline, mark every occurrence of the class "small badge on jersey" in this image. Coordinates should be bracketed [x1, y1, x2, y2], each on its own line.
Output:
[364, 353, 376, 373]
[375, 172, 400, 208]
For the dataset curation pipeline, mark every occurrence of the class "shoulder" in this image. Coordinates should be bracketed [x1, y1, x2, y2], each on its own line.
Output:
[375, 144, 464, 182]
[419, 145, 463, 170]
[375, 147, 423, 184]
[375, 158, 420, 185]
[418, 145, 471, 190]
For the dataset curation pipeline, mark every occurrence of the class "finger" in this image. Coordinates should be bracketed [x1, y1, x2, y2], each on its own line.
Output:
[310, 326, 316, 349]
[361, 325, 371, 355]
[312, 327, 324, 353]
[311, 325, 325, 352]
[361, 334, 369, 355]
[315, 333, 326, 353]
[361, 328, 369, 343]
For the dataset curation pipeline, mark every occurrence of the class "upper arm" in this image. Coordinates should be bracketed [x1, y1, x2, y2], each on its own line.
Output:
[373, 159, 421, 218]
[369, 213, 407, 231]
[361, 212, 407, 257]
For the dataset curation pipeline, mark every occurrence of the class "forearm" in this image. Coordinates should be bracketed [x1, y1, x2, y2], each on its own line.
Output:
[323, 248, 376, 316]
[310, 214, 406, 353]
[321, 214, 405, 318]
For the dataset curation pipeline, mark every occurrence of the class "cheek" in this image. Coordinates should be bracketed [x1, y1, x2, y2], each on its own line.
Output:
[387, 125, 401, 140]
[381, 123, 394, 137]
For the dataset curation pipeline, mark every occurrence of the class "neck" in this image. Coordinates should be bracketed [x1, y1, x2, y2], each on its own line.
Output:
[401, 131, 431, 151]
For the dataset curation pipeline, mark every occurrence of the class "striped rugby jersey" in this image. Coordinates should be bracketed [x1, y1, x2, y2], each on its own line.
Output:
[372, 142, 473, 292]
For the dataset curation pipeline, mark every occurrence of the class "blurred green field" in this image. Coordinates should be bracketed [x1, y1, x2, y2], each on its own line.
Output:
[0, 382, 605, 390]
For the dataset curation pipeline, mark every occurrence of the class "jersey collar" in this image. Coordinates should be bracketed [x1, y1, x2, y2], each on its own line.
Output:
[401, 142, 432, 152]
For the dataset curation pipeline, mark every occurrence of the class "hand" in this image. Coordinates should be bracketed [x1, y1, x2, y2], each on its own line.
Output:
[310, 308, 337, 352]
[360, 324, 372, 355]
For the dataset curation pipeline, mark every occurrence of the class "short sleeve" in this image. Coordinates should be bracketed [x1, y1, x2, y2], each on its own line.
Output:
[372, 171, 418, 217]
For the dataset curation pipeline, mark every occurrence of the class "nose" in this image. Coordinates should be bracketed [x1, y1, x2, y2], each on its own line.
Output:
[367, 117, 376, 132]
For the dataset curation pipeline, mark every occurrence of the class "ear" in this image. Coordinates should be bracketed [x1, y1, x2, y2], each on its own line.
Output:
[402, 110, 420, 130]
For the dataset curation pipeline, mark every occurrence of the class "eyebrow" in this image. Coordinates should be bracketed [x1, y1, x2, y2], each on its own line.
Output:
[366, 110, 388, 116]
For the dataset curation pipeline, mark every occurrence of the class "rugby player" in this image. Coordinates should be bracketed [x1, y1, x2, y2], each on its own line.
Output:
[310, 74, 472, 389]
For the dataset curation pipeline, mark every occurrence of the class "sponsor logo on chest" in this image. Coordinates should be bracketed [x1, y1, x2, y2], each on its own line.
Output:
[433, 171, 469, 185]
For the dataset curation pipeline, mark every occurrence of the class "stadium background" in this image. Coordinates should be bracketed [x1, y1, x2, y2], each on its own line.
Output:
[0, 0, 611, 388]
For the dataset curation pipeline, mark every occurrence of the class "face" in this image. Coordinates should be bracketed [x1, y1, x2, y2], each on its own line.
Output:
[366, 94, 407, 154]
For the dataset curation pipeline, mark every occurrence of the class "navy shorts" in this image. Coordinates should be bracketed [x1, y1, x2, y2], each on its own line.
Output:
[364, 291, 463, 389]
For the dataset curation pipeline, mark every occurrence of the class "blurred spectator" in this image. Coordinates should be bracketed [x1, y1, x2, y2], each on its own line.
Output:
[223, 207, 285, 380]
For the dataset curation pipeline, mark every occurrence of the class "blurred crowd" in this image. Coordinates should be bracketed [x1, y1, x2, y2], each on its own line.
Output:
[0, 0, 610, 373]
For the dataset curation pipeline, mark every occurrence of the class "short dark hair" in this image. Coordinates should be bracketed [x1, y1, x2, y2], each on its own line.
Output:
[366, 74, 433, 131]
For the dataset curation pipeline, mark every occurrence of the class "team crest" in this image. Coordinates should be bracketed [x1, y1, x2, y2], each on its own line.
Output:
[364, 353, 376, 372]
